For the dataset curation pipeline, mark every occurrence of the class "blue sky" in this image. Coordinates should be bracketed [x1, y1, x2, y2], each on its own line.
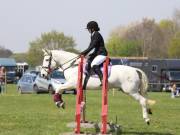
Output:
[0, 0, 180, 53]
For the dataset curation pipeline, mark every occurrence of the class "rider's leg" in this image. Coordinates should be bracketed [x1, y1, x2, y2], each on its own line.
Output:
[91, 55, 106, 85]
[83, 73, 90, 90]
[82, 58, 92, 90]
[92, 65, 103, 85]
[91, 55, 106, 66]
[83, 56, 94, 90]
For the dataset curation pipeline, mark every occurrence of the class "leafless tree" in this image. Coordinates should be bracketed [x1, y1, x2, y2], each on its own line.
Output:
[0, 45, 13, 58]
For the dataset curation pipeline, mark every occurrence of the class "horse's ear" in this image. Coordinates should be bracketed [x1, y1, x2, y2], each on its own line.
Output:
[42, 49, 50, 55]
[42, 49, 46, 53]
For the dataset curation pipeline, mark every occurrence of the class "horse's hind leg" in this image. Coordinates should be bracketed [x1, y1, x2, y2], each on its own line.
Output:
[130, 93, 150, 124]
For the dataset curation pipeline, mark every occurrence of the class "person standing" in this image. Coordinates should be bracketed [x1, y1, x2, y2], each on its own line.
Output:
[170, 83, 177, 98]
[0, 67, 6, 94]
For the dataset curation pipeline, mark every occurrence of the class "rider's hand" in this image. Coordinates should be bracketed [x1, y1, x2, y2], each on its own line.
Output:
[80, 52, 85, 56]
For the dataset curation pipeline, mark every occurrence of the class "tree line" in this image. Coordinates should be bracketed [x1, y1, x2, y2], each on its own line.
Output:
[106, 9, 180, 58]
[0, 46, 13, 58]
[1, 9, 180, 67]
[11, 31, 78, 67]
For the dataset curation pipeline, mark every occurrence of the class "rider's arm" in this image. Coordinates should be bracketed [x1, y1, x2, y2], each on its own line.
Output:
[81, 33, 99, 56]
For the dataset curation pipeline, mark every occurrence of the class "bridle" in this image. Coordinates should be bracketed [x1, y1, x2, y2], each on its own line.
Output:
[41, 52, 56, 74]
[42, 51, 80, 75]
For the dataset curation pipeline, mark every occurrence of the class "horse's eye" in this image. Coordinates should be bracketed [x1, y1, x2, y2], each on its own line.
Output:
[45, 59, 49, 61]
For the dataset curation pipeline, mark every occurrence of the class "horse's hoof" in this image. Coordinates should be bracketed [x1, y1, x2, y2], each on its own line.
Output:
[147, 121, 150, 125]
[55, 101, 61, 108]
[60, 102, 65, 109]
[147, 108, 153, 115]
[56, 101, 65, 109]
[145, 118, 150, 125]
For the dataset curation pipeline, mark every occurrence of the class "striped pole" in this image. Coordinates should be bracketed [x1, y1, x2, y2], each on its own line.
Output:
[101, 57, 109, 134]
[75, 55, 84, 134]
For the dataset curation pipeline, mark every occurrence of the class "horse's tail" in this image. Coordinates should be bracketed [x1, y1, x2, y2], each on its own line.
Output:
[136, 69, 156, 107]
[136, 69, 149, 97]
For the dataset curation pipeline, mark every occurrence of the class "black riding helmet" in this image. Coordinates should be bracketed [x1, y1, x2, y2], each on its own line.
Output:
[86, 21, 100, 31]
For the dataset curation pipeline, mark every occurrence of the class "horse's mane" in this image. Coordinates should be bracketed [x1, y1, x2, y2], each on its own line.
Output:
[52, 50, 78, 57]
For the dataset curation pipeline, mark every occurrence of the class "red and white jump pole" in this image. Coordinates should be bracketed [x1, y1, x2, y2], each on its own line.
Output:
[75, 56, 109, 134]
[101, 57, 109, 134]
[75, 55, 84, 134]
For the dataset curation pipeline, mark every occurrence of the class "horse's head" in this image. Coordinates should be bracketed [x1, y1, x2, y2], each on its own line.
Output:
[41, 49, 79, 78]
[41, 49, 57, 78]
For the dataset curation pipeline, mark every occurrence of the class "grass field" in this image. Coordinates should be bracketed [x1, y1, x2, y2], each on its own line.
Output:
[0, 84, 180, 135]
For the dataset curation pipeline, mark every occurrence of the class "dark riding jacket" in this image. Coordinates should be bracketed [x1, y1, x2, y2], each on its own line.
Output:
[81, 31, 108, 59]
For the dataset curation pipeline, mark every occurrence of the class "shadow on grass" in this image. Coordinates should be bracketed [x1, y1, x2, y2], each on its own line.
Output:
[103, 123, 173, 135]
[120, 131, 173, 135]
[65, 122, 173, 135]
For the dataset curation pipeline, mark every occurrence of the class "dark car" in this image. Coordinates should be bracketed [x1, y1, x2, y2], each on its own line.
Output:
[6, 71, 17, 83]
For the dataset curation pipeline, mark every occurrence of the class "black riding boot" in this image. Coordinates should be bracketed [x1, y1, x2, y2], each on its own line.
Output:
[92, 65, 103, 86]
[83, 74, 90, 90]
[83, 60, 92, 90]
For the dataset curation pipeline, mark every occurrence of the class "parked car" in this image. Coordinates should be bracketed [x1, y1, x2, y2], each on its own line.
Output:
[17, 73, 38, 94]
[50, 70, 76, 94]
[34, 74, 54, 94]
[24, 70, 40, 75]
[35, 70, 76, 94]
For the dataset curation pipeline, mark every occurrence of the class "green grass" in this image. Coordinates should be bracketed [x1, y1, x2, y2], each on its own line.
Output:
[0, 84, 180, 135]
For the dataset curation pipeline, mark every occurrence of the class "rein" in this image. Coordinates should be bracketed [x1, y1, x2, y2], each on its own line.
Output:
[59, 55, 80, 71]
[62, 59, 79, 72]
[42, 50, 81, 74]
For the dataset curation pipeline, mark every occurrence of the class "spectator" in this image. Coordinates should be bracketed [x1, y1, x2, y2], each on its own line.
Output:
[0, 67, 6, 93]
[170, 83, 177, 98]
[176, 87, 180, 97]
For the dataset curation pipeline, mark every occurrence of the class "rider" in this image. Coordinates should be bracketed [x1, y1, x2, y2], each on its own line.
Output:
[80, 21, 108, 90]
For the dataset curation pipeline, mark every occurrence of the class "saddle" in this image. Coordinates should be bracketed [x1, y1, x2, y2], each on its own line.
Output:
[83, 59, 112, 78]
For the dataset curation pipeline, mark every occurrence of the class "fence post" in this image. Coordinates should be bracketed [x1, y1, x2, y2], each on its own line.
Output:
[101, 57, 109, 134]
[75, 55, 84, 134]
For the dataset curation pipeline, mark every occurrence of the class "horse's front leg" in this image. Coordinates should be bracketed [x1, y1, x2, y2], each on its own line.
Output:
[53, 80, 75, 109]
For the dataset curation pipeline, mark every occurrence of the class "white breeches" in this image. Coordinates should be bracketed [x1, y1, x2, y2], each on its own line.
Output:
[91, 55, 106, 67]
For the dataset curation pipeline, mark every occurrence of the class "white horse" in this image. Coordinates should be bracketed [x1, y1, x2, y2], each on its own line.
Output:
[41, 49, 156, 124]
